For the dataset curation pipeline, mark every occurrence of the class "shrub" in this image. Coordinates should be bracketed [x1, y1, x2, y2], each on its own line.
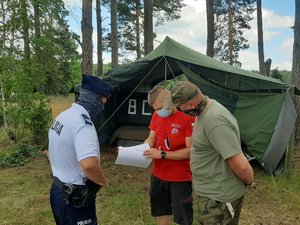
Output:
[0, 140, 39, 168]
[27, 97, 52, 145]
[271, 67, 283, 82]
[0, 106, 3, 126]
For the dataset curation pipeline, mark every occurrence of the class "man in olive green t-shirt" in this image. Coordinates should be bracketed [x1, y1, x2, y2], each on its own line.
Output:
[171, 81, 254, 225]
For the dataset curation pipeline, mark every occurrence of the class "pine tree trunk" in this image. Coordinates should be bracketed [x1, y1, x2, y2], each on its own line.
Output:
[206, 0, 214, 57]
[81, 0, 93, 75]
[227, 0, 233, 65]
[144, 0, 153, 55]
[33, 0, 41, 40]
[96, 0, 103, 76]
[136, 2, 141, 60]
[291, 0, 300, 146]
[111, 0, 118, 68]
[257, 0, 266, 75]
[265, 58, 272, 76]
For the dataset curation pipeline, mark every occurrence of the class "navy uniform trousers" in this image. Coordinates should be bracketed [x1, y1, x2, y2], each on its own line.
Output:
[50, 185, 98, 225]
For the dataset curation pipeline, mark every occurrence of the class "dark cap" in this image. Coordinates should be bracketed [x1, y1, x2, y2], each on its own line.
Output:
[171, 81, 199, 106]
[82, 74, 114, 97]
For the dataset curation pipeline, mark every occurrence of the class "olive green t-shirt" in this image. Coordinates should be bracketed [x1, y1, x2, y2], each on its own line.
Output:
[190, 100, 246, 202]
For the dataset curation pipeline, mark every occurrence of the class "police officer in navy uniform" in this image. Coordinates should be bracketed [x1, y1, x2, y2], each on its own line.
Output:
[48, 74, 114, 225]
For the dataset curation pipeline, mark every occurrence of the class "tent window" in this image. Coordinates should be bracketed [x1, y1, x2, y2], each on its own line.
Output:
[142, 100, 152, 116]
[128, 99, 137, 115]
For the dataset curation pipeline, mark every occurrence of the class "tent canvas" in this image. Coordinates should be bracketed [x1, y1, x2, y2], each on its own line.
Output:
[97, 36, 297, 174]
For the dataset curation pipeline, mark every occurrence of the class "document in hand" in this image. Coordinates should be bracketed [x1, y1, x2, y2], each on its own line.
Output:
[115, 143, 152, 168]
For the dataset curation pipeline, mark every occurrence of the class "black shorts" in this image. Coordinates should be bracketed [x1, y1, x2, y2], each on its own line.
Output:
[149, 175, 193, 225]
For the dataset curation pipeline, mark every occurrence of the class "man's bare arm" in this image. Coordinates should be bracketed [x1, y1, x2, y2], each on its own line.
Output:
[144, 130, 156, 148]
[80, 157, 106, 186]
[226, 152, 254, 185]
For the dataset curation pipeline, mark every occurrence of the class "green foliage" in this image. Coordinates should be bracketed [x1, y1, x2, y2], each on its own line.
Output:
[70, 61, 82, 87]
[277, 70, 292, 85]
[153, 0, 186, 26]
[0, 107, 3, 126]
[93, 63, 112, 77]
[2, 68, 52, 145]
[271, 67, 283, 82]
[6, 93, 34, 139]
[33, 34, 80, 95]
[270, 68, 293, 86]
[0, 140, 38, 168]
[214, 0, 256, 67]
[1, 0, 79, 95]
[102, 0, 186, 58]
[27, 97, 52, 145]
[0, 0, 81, 154]
[103, 64, 112, 75]
[0, 128, 11, 146]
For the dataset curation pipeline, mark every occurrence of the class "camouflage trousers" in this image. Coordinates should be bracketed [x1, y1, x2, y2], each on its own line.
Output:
[194, 195, 244, 225]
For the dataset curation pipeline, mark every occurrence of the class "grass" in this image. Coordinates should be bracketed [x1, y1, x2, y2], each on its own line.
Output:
[0, 150, 300, 225]
[0, 153, 53, 225]
[0, 95, 300, 224]
[97, 153, 156, 225]
[48, 94, 75, 119]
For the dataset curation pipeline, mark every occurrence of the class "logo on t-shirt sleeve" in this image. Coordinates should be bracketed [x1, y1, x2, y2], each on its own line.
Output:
[81, 114, 93, 126]
[50, 120, 64, 135]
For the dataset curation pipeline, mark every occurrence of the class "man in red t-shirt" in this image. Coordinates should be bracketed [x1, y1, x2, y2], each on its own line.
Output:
[143, 86, 195, 225]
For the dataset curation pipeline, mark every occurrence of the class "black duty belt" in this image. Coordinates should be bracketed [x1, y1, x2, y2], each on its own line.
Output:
[52, 177, 85, 190]
[52, 177, 100, 208]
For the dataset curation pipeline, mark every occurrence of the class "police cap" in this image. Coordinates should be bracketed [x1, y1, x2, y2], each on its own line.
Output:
[82, 74, 114, 97]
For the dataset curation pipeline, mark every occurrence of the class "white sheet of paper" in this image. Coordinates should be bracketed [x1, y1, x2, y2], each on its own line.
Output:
[115, 143, 152, 168]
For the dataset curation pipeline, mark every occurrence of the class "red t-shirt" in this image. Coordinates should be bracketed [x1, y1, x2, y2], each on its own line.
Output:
[149, 111, 195, 182]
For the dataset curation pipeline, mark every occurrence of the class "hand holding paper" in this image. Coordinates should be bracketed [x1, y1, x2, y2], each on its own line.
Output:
[143, 148, 162, 159]
[115, 143, 152, 168]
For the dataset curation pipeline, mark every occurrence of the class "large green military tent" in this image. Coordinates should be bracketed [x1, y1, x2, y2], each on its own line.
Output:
[99, 36, 297, 174]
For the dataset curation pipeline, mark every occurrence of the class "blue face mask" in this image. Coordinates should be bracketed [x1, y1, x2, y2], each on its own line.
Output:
[157, 108, 172, 118]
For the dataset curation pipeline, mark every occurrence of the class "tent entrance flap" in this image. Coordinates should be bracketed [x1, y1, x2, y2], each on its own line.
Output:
[260, 91, 297, 173]
[234, 93, 285, 160]
[109, 125, 150, 146]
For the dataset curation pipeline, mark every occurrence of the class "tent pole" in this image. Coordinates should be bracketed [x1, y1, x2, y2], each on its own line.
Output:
[284, 146, 289, 172]
[164, 58, 167, 81]
[163, 56, 176, 79]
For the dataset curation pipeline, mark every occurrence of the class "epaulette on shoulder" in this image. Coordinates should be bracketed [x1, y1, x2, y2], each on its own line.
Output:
[81, 114, 93, 126]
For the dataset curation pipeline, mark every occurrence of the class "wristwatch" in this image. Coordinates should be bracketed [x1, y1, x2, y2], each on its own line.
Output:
[160, 151, 167, 159]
